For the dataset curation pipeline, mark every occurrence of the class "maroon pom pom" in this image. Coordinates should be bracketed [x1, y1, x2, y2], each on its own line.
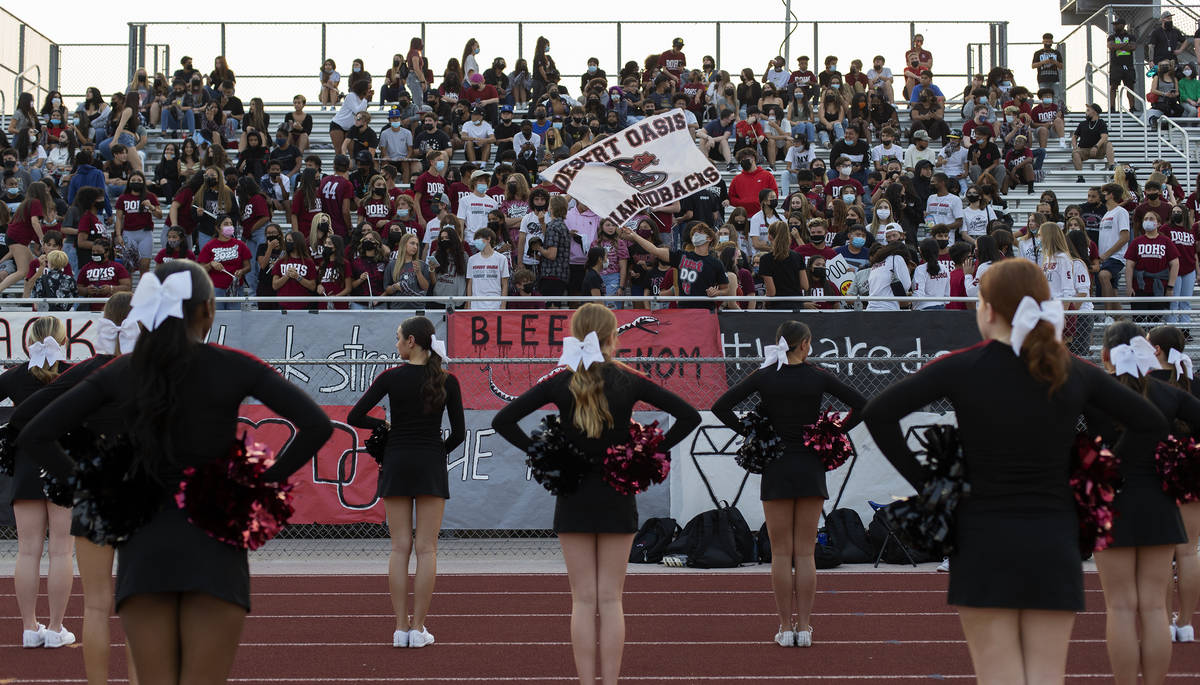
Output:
[175, 437, 295, 551]
[802, 411, 854, 472]
[1070, 433, 1121, 553]
[1156, 435, 1200, 504]
[602, 421, 670, 496]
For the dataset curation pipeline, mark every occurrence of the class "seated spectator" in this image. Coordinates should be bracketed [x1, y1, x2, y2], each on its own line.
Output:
[817, 56, 840, 91]
[1071, 104, 1114, 183]
[76, 236, 132, 311]
[460, 107, 495, 167]
[762, 106, 791, 166]
[157, 225, 197, 265]
[1001, 135, 1035, 195]
[736, 68, 762, 117]
[699, 109, 735, 171]
[1003, 86, 1034, 118]
[796, 217, 837, 260]
[835, 224, 871, 270]
[790, 56, 817, 104]
[968, 129, 1004, 186]
[962, 105, 995, 144]
[734, 107, 766, 160]
[909, 89, 949, 144]
[829, 127, 869, 185]
[867, 56, 894, 102]
[868, 90, 899, 133]
[1030, 86, 1066, 149]
[29, 249, 76, 310]
[815, 89, 848, 146]
[784, 135, 816, 195]
[908, 70, 944, 105]
[936, 132, 970, 194]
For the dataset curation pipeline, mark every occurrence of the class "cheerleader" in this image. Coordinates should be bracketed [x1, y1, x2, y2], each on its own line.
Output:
[491, 304, 700, 685]
[1086, 322, 1200, 684]
[711, 321, 866, 647]
[18, 261, 333, 685]
[862, 259, 1166, 683]
[1148, 325, 1200, 642]
[9, 294, 139, 683]
[347, 316, 465, 648]
[8, 315, 74, 649]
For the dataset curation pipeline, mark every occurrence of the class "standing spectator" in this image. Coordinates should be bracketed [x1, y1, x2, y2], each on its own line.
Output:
[565, 200, 601, 295]
[406, 38, 429, 104]
[66, 150, 111, 217]
[660, 38, 687, 86]
[533, 195, 571, 303]
[466, 227, 510, 309]
[320, 155, 355, 237]
[197, 215, 251, 308]
[379, 110, 414, 182]
[270, 230, 318, 310]
[1163, 204, 1198, 324]
[729, 149, 779, 217]
[1133, 180, 1173, 235]
[330, 80, 372, 158]
[911, 237, 951, 309]
[75, 236, 131, 310]
[156, 226, 196, 265]
[383, 233, 431, 308]
[1109, 19, 1139, 113]
[1031, 34, 1065, 106]
[1124, 212, 1180, 315]
[1097, 183, 1132, 309]
[925, 173, 964, 243]
[758, 220, 807, 308]
[457, 170, 500, 234]
[865, 241, 912, 310]
[530, 37, 558, 103]
[592, 219, 629, 306]
[621, 222, 728, 310]
[349, 230, 389, 308]
[428, 226, 467, 300]
[113, 171, 161, 275]
[237, 176, 271, 286]
[317, 234, 352, 308]
[1072, 104, 1114, 183]
[1147, 12, 1190, 65]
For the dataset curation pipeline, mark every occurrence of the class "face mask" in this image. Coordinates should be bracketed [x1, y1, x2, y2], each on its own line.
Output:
[52, 98, 61, 106]
[221, 225, 235, 238]
[168, 239, 180, 249]
[1001, 81, 1012, 88]
[2, 159, 15, 169]
[812, 267, 827, 279]
[472, 238, 487, 251]
[474, 47, 480, 54]
[435, 160, 446, 171]
[389, 121, 403, 129]
[128, 182, 144, 192]
[205, 176, 217, 185]
[50, 119, 61, 126]
[353, 66, 362, 73]
[426, 123, 436, 131]
[717, 234, 731, 244]
[91, 253, 104, 262]
[838, 165, 851, 176]
[396, 208, 410, 219]
[552, 122, 563, 129]
[842, 193, 856, 204]
[1041, 97, 1053, 104]
[851, 236, 866, 248]
[831, 84, 841, 89]
[588, 65, 597, 73]
[1144, 220, 1158, 231]
[590, 125, 602, 134]
[285, 239, 296, 250]
[6, 187, 18, 195]
[810, 234, 825, 244]
[765, 198, 777, 209]
[936, 239, 949, 249]
[1172, 213, 1184, 223]
[691, 233, 709, 247]
[475, 183, 489, 194]
[740, 159, 754, 171]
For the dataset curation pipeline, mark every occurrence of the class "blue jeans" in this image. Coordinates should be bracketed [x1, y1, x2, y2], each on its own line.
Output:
[244, 226, 267, 293]
[161, 108, 196, 135]
[195, 232, 213, 253]
[601, 271, 622, 309]
[791, 121, 816, 142]
[1169, 270, 1196, 324]
[817, 121, 845, 146]
[97, 132, 137, 161]
[406, 73, 425, 104]
[350, 302, 370, 310]
[63, 243, 78, 273]
[214, 285, 240, 310]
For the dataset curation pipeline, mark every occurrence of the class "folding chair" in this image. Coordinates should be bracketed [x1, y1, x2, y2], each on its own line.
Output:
[868, 500, 919, 568]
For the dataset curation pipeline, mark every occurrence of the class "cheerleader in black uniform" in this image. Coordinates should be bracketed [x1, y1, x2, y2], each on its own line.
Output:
[9, 293, 139, 684]
[1149, 325, 1200, 643]
[18, 261, 333, 685]
[8, 316, 75, 649]
[862, 259, 1166, 684]
[1087, 322, 1200, 684]
[711, 320, 866, 648]
[347, 316, 465, 648]
[491, 304, 701, 685]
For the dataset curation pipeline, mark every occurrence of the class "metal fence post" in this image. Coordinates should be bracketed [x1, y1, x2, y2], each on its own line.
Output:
[48, 44, 58, 93]
[220, 23, 226, 58]
[614, 22, 620, 73]
[17, 24, 24, 94]
[966, 45, 973, 83]
[784, 1, 792, 65]
[321, 23, 327, 63]
[999, 21, 1008, 70]
[127, 23, 137, 83]
[813, 23, 819, 70]
[715, 22, 721, 70]
[421, 23, 427, 54]
[909, 22, 915, 47]
[137, 25, 146, 72]
[988, 23, 997, 70]
[1085, 27, 1093, 106]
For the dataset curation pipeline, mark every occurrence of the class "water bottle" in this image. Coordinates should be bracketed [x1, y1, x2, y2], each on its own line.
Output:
[817, 531, 829, 545]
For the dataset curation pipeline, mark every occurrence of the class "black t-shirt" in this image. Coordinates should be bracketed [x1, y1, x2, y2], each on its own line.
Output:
[1109, 31, 1135, 68]
[681, 183, 726, 229]
[484, 69, 511, 92]
[969, 142, 1002, 171]
[414, 129, 451, 153]
[346, 125, 380, 156]
[582, 268, 604, 295]
[668, 248, 727, 308]
[829, 139, 870, 169]
[222, 95, 245, 117]
[1032, 47, 1063, 83]
[757, 251, 805, 306]
[1074, 118, 1108, 148]
[269, 144, 301, 172]
[1079, 201, 1105, 241]
[493, 120, 520, 152]
[1149, 26, 1186, 63]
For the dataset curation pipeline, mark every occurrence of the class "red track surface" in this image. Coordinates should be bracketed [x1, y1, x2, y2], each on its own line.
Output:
[4, 571, 1200, 683]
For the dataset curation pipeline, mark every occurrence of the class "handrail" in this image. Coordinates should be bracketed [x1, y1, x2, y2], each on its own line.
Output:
[1157, 115, 1193, 185]
[12, 64, 43, 108]
[1117, 83, 1151, 154]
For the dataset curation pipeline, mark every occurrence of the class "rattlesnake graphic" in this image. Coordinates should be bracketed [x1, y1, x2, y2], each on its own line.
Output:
[482, 316, 661, 402]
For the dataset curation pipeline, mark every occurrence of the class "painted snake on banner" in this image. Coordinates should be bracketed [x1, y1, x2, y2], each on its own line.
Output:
[482, 315, 662, 402]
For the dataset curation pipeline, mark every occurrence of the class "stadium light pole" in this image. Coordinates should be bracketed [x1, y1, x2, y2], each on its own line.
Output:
[783, 0, 791, 65]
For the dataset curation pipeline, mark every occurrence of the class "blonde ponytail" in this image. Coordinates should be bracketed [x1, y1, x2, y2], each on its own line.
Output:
[27, 316, 67, 384]
[567, 304, 618, 438]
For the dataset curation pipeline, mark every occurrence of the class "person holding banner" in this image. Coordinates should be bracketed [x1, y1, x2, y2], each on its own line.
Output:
[491, 303, 700, 685]
[863, 259, 1166, 684]
[712, 320, 866, 647]
[348, 316, 464, 648]
[619, 222, 727, 309]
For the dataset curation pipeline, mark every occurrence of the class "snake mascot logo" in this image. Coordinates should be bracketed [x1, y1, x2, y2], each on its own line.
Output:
[607, 152, 668, 191]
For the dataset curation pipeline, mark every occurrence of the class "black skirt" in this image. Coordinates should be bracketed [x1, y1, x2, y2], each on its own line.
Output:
[760, 447, 828, 501]
[1109, 480, 1187, 548]
[554, 471, 638, 534]
[948, 503, 1083, 611]
[377, 446, 449, 499]
[9, 451, 46, 504]
[116, 503, 250, 612]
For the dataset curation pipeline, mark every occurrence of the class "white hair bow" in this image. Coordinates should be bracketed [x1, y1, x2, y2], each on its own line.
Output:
[1009, 296, 1064, 356]
[558, 332, 605, 371]
[129, 271, 193, 331]
[94, 316, 142, 355]
[27, 337, 64, 370]
[761, 337, 791, 370]
[429, 334, 450, 363]
[1111, 336, 1160, 379]
[1169, 348, 1194, 380]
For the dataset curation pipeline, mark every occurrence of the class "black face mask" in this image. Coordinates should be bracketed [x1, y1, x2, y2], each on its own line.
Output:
[810, 234, 825, 244]
[438, 238, 453, 250]
[425, 123, 436, 131]
[487, 220, 502, 230]
[373, 187, 386, 196]
[765, 199, 777, 209]
[205, 177, 217, 185]
[267, 234, 280, 243]
[740, 159, 754, 171]
[798, 184, 811, 192]
[285, 239, 296, 250]
[936, 239, 950, 249]
[590, 125, 602, 134]
[1173, 213, 1185, 224]
[966, 194, 980, 203]
[811, 267, 827, 280]
[2, 160, 15, 169]
[128, 182, 144, 192]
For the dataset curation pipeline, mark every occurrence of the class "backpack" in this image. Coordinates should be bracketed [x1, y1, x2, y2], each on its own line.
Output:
[33, 269, 77, 311]
[758, 522, 842, 569]
[867, 502, 934, 565]
[629, 517, 681, 563]
[825, 508, 874, 564]
[662, 450, 755, 568]
[756, 522, 771, 562]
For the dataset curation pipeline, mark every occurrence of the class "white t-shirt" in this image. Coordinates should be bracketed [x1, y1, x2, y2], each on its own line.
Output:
[865, 254, 911, 310]
[870, 143, 904, 168]
[513, 131, 542, 151]
[765, 67, 791, 90]
[1042, 252, 1077, 299]
[925, 193, 964, 239]
[1098, 205, 1130, 259]
[747, 210, 782, 254]
[1072, 257, 1094, 308]
[466, 251, 511, 309]
[911, 261, 951, 308]
[962, 205, 996, 237]
[965, 260, 993, 297]
[422, 217, 444, 252]
[519, 213, 545, 266]
[457, 193, 500, 234]
[1017, 235, 1043, 263]
[903, 144, 938, 169]
[937, 144, 970, 178]
[331, 92, 369, 129]
[785, 145, 815, 172]
[867, 67, 894, 88]
[379, 126, 413, 160]
[461, 120, 495, 141]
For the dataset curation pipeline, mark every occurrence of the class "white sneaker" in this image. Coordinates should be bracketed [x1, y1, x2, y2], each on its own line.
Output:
[1172, 617, 1179, 642]
[937, 557, 950, 572]
[408, 626, 435, 648]
[774, 626, 795, 647]
[1059, 138, 1069, 150]
[393, 629, 409, 647]
[795, 625, 813, 647]
[43, 626, 75, 649]
[21, 623, 45, 648]
[1179, 624, 1195, 643]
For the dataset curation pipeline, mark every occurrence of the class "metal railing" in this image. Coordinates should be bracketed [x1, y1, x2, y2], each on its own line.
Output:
[12, 63, 41, 105]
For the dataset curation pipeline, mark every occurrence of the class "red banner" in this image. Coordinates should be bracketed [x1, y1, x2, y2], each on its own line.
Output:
[447, 308, 726, 410]
[239, 405, 386, 524]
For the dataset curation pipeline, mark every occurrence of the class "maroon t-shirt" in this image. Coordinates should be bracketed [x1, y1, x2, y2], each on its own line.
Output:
[1169, 223, 1200, 276]
[116, 193, 158, 231]
[1030, 103, 1060, 124]
[197, 238, 252, 290]
[358, 197, 395, 230]
[413, 171, 448, 222]
[658, 49, 687, 78]
[824, 178, 864, 200]
[171, 186, 196, 233]
[462, 84, 499, 106]
[318, 174, 355, 236]
[1132, 201, 1172, 232]
[240, 194, 270, 240]
[1123, 232, 1180, 291]
[271, 256, 318, 309]
[77, 259, 130, 310]
[794, 244, 837, 260]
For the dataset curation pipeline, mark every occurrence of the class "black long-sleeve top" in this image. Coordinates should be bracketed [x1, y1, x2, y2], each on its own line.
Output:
[491, 364, 701, 459]
[863, 340, 1167, 512]
[711, 363, 867, 446]
[1084, 376, 1200, 486]
[0, 362, 71, 409]
[10, 354, 116, 433]
[18, 344, 333, 484]
[347, 364, 466, 456]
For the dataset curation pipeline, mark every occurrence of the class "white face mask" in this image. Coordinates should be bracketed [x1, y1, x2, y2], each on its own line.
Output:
[691, 233, 709, 247]
[1144, 219, 1158, 232]
[876, 207, 891, 219]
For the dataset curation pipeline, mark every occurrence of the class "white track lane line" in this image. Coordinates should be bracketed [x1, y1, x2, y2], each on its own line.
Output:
[7, 676, 1200, 683]
[0, 610, 1113, 619]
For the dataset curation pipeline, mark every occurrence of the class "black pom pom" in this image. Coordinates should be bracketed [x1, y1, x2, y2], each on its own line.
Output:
[735, 410, 784, 474]
[70, 433, 162, 546]
[526, 414, 591, 495]
[41, 469, 73, 508]
[880, 424, 970, 557]
[0, 423, 16, 477]
[365, 424, 389, 465]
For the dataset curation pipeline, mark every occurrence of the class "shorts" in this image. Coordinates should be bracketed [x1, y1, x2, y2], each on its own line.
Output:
[1099, 257, 1124, 276]
[123, 229, 153, 263]
[329, 121, 346, 133]
[538, 277, 567, 296]
[1111, 64, 1136, 88]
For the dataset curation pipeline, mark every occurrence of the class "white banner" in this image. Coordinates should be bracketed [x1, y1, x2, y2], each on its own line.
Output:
[540, 109, 721, 224]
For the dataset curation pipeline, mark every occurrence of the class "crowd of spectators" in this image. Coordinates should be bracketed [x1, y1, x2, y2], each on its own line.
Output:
[0, 27, 1192, 315]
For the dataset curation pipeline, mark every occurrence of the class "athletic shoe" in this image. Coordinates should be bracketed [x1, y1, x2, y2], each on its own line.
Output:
[774, 626, 795, 647]
[408, 626, 435, 648]
[43, 626, 75, 649]
[795, 626, 813, 647]
[393, 629, 409, 647]
[937, 557, 950, 572]
[1172, 617, 1179, 642]
[21, 623, 45, 648]
[1179, 624, 1195, 642]
[1059, 138, 1069, 150]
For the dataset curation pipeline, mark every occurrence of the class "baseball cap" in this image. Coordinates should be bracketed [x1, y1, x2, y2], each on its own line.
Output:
[355, 149, 372, 164]
[673, 37, 684, 46]
[947, 131, 962, 140]
[418, 105, 434, 114]
[1162, 11, 1173, 19]
[469, 73, 484, 84]
[429, 192, 450, 207]
[471, 169, 490, 181]
[1113, 18, 1127, 25]
[471, 106, 484, 116]
[913, 130, 930, 141]
[388, 108, 402, 118]
[501, 104, 514, 113]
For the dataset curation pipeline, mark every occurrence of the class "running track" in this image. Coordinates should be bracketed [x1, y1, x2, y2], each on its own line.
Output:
[4, 571, 1200, 683]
